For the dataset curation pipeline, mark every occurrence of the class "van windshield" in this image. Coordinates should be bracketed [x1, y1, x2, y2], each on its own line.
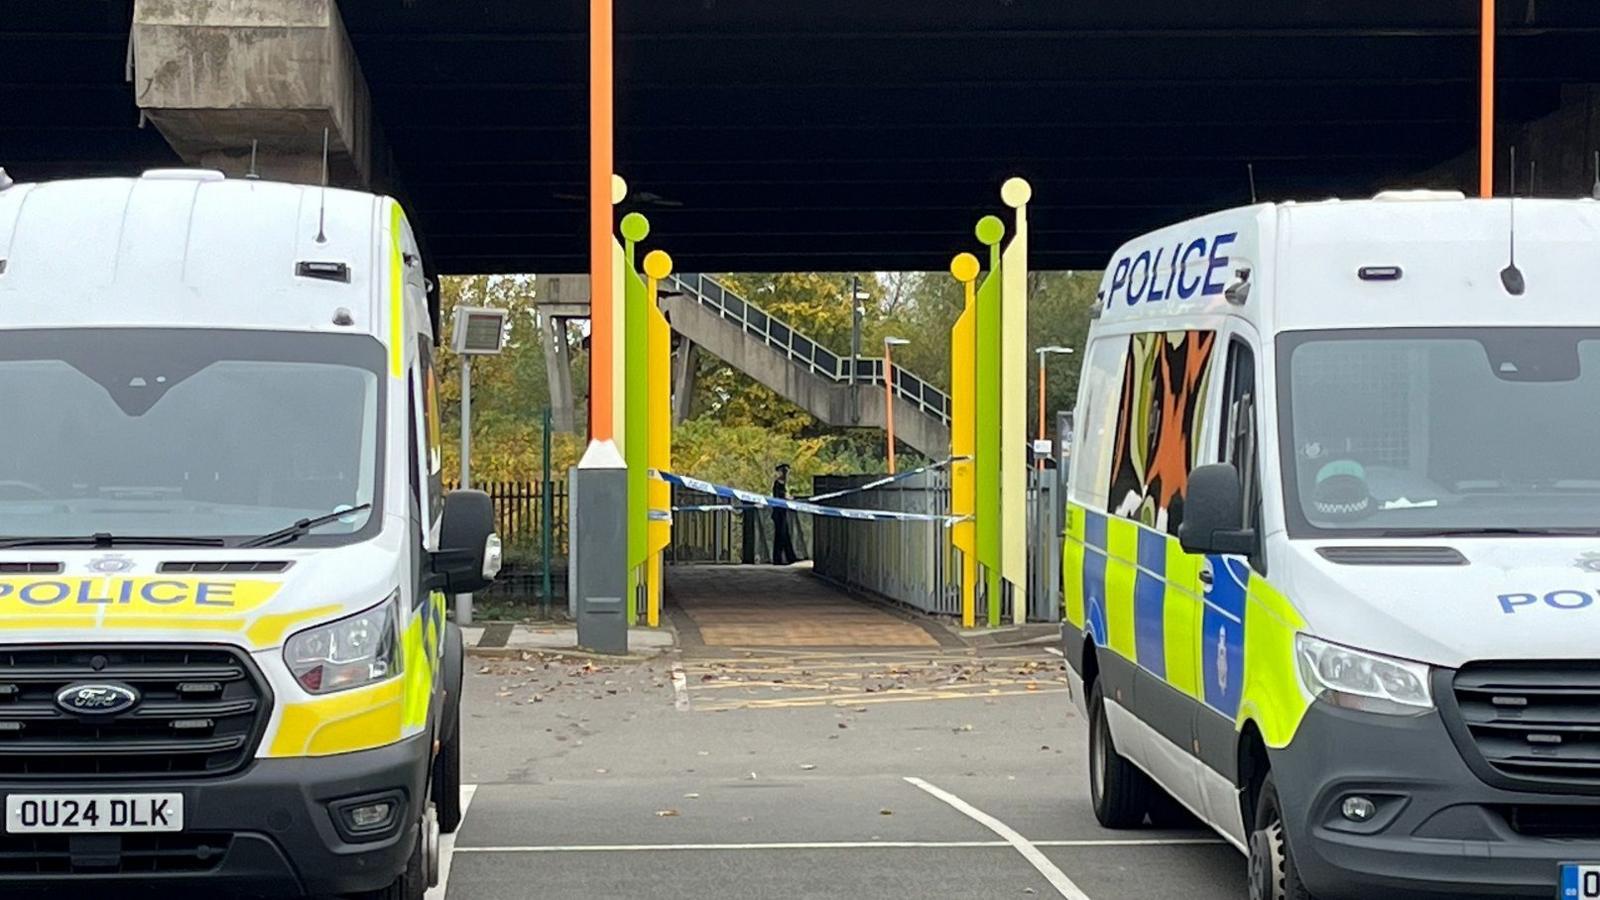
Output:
[0, 329, 385, 546]
[1278, 328, 1600, 537]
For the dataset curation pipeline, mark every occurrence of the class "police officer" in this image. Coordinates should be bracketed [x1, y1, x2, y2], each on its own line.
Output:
[771, 463, 798, 565]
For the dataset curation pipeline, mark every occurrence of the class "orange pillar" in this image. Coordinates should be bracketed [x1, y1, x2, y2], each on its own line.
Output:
[1479, 0, 1496, 198]
[589, 0, 615, 439]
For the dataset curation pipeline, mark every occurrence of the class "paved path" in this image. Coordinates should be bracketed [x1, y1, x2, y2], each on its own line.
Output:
[669, 565, 943, 650]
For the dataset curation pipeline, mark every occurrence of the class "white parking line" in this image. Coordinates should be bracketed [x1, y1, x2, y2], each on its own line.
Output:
[903, 776, 1091, 900]
[671, 661, 691, 711]
[426, 784, 478, 900]
[450, 836, 1222, 854]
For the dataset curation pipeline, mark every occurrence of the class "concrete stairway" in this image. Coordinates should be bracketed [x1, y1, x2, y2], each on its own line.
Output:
[662, 274, 951, 458]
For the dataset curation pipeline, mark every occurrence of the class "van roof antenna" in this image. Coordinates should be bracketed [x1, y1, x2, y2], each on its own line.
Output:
[1591, 150, 1599, 199]
[245, 140, 260, 180]
[1247, 163, 1258, 204]
[1501, 146, 1525, 296]
[315, 128, 329, 244]
[1529, 158, 1537, 197]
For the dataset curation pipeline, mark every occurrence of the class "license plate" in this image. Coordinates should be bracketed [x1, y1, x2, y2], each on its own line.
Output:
[5, 793, 183, 834]
[1562, 864, 1600, 899]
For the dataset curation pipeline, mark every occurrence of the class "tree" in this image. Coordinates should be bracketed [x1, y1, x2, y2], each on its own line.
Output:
[435, 275, 584, 482]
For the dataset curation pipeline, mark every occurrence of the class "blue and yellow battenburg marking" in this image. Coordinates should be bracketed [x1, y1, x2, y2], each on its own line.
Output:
[1063, 502, 1309, 751]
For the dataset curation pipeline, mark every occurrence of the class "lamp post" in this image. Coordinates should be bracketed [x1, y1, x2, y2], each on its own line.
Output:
[1035, 345, 1074, 470]
[849, 277, 869, 424]
[883, 336, 910, 474]
[452, 306, 510, 624]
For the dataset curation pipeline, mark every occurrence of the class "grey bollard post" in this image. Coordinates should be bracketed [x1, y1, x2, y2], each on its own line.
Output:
[573, 440, 630, 654]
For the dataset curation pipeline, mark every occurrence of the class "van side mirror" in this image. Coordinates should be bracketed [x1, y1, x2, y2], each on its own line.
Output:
[430, 490, 502, 595]
[1178, 464, 1257, 556]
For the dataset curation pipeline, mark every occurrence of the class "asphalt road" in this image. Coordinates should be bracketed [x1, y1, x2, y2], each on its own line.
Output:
[438, 646, 1245, 900]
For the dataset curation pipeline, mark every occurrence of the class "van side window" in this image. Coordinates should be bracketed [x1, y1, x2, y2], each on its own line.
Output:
[1218, 339, 1260, 532]
[1105, 331, 1218, 534]
[1068, 336, 1130, 513]
[416, 338, 445, 528]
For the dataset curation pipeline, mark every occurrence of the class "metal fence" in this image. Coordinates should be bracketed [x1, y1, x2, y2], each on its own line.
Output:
[446, 480, 568, 563]
[667, 273, 951, 424]
[669, 485, 811, 564]
[811, 470, 961, 617]
[811, 468, 1066, 623]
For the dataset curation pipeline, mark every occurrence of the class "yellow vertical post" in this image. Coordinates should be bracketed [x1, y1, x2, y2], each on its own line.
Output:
[643, 250, 675, 628]
[949, 253, 980, 628]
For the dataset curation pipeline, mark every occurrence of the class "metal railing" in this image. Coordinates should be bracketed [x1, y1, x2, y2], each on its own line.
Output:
[667, 273, 952, 424]
[811, 468, 1066, 623]
[810, 471, 962, 617]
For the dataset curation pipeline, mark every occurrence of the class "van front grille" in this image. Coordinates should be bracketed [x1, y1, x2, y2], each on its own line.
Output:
[0, 646, 271, 779]
[1450, 661, 1600, 790]
[0, 832, 233, 874]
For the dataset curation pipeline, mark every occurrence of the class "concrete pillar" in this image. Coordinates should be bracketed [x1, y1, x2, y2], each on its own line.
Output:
[129, 0, 384, 187]
[573, 440, 630, 655]
[1415, 85, 1600, 197]
[544, 315, 578, 433]
[672, 339, 698, 424]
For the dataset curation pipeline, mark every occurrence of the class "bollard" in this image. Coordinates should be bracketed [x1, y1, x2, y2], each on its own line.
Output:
[573, 440, 630, 654]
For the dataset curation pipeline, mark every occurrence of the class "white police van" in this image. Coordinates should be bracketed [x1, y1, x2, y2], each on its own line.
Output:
[1061, 189, 1600, 899]
[0, 169, 499, 898]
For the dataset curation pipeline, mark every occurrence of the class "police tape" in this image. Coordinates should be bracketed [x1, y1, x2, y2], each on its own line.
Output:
[800, 456, 968, 503]
[650, 470, 965, 525]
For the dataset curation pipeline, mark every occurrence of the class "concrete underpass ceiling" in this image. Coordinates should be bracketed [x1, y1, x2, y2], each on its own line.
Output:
[6, 2, 1600, 274]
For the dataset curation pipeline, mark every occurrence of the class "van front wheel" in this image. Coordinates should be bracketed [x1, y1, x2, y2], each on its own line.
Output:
[1248, 773, 1316, 900]
[1087, 678, 1153, 829]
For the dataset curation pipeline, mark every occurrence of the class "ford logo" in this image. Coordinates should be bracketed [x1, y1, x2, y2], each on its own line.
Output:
[55, 683, 139, 716]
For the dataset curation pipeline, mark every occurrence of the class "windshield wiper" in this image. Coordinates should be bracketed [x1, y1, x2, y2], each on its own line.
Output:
[241, 504, 373, 549]
[0, 533, 227, 549]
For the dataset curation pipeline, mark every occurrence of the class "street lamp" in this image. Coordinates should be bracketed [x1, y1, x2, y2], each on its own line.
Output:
[883, 336, 911, 474]
[849, 277, 870, 423]
[1035, 345, 1075, 470]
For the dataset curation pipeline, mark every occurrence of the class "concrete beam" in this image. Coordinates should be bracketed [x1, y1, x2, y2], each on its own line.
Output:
[673, 339, 698, 424]
[130, 0, 384, 187]
[1415, 85, 1600, 198]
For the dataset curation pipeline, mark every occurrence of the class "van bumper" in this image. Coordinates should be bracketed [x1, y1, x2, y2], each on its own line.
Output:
[0, 731, 430, 897]
[1272, 700, 1600, 899]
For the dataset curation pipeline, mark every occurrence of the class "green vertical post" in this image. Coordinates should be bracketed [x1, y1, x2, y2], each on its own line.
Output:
[974, 216, 1006, 627]
[541, 406, 554, 617]
[620, 213, 651, 625]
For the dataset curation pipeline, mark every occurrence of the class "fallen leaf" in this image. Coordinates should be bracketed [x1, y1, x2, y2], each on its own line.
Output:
[799, 764, 816, 771]
[655, 809, 679, 817]
[879, 808, 893, 816]
[684, 793, 701, 800]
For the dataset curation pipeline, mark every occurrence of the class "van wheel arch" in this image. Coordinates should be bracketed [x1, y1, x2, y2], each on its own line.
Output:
[1081, 639, 1100, 691]
[1237, 720, 1269, 834]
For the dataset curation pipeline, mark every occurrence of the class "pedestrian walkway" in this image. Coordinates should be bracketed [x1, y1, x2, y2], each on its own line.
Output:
[669, 565, 945, 650]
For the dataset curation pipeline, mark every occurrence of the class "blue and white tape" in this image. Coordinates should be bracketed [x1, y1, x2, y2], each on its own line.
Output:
[801, 456, 967, 503]
[651, 469, 961, 525]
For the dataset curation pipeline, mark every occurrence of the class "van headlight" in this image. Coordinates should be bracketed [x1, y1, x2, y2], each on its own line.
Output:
[1295, 634, 1433, 715]
[284, 593, 402, 694]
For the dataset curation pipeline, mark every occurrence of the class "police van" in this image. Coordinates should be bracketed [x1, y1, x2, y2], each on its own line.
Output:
[1062, 190, 1600, 899]
[0, 169, 500, 898]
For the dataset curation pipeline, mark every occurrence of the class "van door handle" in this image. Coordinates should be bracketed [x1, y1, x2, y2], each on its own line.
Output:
[1198, 570, 1214, 588]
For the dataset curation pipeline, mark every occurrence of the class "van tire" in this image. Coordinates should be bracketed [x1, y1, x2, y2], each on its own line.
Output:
[1088, 678, 1153, 829]
[355, 817, 427, 900]
[434, 712, 463, 834]
[1248, 773, 1316, 900]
